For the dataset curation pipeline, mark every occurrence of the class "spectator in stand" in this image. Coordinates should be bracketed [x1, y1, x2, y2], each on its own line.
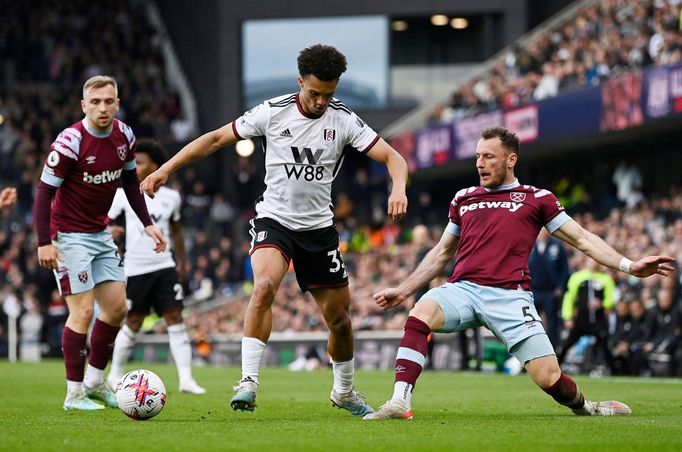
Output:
[637, 286, 680, 376]
[558, 257, 616, 372]
[529, 227, 570, 347]
[0, 188, 17, 208]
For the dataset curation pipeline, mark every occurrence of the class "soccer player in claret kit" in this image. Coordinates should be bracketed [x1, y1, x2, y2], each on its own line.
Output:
[364, 127, 676, 420]
[105, 138, 206, 395]
[34, 76, 166, 411]
[141, 44, 408, 416]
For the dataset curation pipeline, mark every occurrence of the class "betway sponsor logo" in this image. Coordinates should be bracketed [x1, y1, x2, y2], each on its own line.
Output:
[460, 201, 523, 216]
[82, 169, 122, 184]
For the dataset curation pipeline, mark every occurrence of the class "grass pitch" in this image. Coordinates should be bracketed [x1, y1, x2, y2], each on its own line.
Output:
[2, 360, 681, 451]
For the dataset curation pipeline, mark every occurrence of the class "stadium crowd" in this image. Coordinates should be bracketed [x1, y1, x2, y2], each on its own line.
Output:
[0, 0, 680, 378]
[429, 0, 682, 124]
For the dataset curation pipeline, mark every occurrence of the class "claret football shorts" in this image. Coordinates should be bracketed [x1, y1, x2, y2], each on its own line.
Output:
[249, 217, 349, 292]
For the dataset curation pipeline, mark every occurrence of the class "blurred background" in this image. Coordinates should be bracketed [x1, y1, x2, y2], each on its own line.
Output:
[1, 0, 681, 377]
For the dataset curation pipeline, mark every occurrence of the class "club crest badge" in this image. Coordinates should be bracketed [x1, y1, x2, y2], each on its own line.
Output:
[116, 145, 127, 161]
[256, 231, 267, 242]
[323, 128, 336, 142]
[510, 192, 526, 202]
[78, 272, 89, 283]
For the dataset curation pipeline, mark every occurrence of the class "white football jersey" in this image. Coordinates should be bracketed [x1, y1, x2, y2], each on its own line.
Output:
[233, 93, 379, 231]
[108, 186, 181, 277]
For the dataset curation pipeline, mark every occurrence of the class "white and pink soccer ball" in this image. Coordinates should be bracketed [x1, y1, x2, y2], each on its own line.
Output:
[115, 369, 166, 420]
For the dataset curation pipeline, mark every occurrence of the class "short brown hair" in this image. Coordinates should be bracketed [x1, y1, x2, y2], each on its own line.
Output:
[82, 75, 118, 98]
[481, 127, 520, 154]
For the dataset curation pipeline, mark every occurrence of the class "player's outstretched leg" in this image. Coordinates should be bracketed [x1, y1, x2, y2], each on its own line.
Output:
[572, 400, 632, 416]
[364, 316, 430, 420]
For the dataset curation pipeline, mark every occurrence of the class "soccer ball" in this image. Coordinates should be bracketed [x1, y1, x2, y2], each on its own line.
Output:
[115, 369, 167, 420]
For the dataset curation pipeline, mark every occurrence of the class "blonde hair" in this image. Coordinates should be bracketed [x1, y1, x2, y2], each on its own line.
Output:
[82, 75, 118, 98]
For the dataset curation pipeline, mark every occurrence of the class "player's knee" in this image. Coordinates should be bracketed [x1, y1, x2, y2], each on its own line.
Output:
[251, 279, 278, 306]
[126, 314, 144, 332]
[533, 364, 562, 389]
[163, 309, 183, 325]
[327, 312, 352, 335]
[409, 300, 440, 328]
[70, 306, 95, 329]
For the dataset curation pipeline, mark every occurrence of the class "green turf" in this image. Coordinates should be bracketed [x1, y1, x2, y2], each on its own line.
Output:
[2, 360, 681, 451]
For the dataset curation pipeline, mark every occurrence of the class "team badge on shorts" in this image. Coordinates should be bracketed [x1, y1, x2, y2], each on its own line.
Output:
[116, 144, 127, 161]
[256, 231, 268, 242]
[510, 192, 526, 202]
[323, 128, 336, 142]
[78, 271, 89, 283]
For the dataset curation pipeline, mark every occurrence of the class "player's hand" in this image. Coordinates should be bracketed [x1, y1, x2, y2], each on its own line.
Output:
[373, 287, 409, 310]
[108, 225, 125, 241]
[0, 187, 17, 208]
[37, 244, 63, 270]
[387, 191, 408, 222]
[140, 168, 169, 199]
[145, 225, 167, 253]
[629, 255, 676, 278]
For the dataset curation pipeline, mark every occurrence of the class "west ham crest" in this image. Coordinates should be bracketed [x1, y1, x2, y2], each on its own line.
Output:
[323, 128, 336, 142]
[78, 272, 89, 283]
[116, 145, 127, 161]
[510, 192, 526, 202]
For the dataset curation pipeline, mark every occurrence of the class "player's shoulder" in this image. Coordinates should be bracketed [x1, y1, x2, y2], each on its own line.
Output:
[113, 119, 136, 145]
[52, 121, 86, 160]
[451, 186, 482, 204]
[517, 183, 556, 200]
[157, 186, 182, 204]
[328, 98, 353, 116]
[266, 93, 297, 109]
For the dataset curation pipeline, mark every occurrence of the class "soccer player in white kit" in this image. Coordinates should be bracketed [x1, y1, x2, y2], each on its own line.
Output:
[106, 139, 206, 394]
[141, 44, 408, 416]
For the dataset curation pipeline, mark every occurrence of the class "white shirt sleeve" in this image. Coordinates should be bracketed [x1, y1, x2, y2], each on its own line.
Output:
[233, 102, 270, 139]
[172, 191, 182, 223]
[108, 188, 126, 220]
[345, 111, 379, 152]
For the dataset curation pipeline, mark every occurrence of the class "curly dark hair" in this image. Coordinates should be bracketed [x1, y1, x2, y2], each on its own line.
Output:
[481, 127, 520, 154]
[136, 138, 167, 167]
[297, 44, 347, 81]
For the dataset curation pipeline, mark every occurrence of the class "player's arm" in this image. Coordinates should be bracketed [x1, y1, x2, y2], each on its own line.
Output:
[366, 138, 408, 222]
[121, 169, 167, 253]
[552, 218, 675, 277]
[374, 228, 459, 310]
[170, 220, 188, 281]
[140, 124, 238, 197]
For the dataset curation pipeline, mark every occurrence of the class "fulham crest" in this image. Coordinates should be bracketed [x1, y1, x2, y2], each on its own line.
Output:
[323, 128, 336, 142]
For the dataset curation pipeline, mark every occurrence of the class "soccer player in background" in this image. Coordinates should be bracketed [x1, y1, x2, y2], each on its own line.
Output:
[34, 76, 167, 411]
[141, 44, 408, 416]
[365, 127, 675, 420]
[105, 138, 206, 394]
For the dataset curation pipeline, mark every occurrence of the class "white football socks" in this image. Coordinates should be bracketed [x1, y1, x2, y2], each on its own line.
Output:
[331, 358, 354, 394]
[241, 337, 266, 384]
[392, 381, 413, 406]
[109, 324, 137, 381]
[83, 365, 104, 389]
[66, 380, 83, 397]
[168, 322, 193, 384]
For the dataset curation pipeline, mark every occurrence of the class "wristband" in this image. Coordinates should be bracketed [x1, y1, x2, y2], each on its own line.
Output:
[619, 257, 633, 274]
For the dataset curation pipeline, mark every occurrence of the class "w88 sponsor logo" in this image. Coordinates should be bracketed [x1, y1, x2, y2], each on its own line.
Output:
[284, 146, 324, 181]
